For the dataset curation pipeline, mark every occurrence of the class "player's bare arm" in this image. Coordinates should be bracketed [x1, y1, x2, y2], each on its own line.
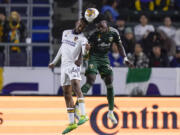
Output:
[75, 43, 91, 66]
[75, 50, 83, 67]
[117, 41, 134, 68]
[48, 45, 62, 69]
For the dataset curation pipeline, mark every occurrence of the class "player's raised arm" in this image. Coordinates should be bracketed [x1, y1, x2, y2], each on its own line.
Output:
[114, 29, 134, 68]
[49, 30, 66, 68]
[118, 41, 134, 68]
[48, 46, 62, 68]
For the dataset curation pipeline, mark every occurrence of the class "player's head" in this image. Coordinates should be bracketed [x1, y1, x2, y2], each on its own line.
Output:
[94, 14, 108, 33]
[75, 18, 87, 33]
[96, 20, 108, 33]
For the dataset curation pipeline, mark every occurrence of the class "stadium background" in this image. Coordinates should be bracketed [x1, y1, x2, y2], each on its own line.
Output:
[0, 0, 180, 134]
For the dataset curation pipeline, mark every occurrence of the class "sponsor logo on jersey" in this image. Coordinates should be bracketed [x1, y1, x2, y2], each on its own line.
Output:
[99, 42, 111, 47]
[89, 64, 94, 69]
[62, 39, 76, 47]
[109, 36, 113, 42]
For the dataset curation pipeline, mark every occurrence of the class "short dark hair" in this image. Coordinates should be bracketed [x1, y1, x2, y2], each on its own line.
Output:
[93, 14, 106, 24]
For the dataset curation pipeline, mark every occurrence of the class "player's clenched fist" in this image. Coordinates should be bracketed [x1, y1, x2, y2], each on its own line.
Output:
[124, 57, 134, 68]
[85, 43, 91, 51]
[48, 63, 55, 69]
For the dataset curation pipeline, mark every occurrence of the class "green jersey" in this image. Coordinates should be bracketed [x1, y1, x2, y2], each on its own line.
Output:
[89, 27, 122, 57]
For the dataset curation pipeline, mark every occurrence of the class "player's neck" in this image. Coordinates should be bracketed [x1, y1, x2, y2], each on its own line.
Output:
[73, 29, 81, 35]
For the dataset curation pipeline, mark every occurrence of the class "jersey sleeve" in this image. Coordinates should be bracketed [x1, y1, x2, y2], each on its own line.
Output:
[61, 30, 66, 42]
[113, 28, 122, 45]
[50, 31, 65, 65]
[50, 45, 62, 65]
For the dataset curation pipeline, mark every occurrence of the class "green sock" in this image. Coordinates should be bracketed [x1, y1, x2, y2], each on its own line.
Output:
[106, 84, 114, 110]
[81, 83, 91, 94]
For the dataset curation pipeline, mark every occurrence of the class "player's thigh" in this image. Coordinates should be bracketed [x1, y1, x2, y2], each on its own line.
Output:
[71, 79, 81, 90]
[103, 74, 113, 85]
[85, 60, 98, 75]
[62, 85, 72, 96]
[98, 61, 113, 79]
[85, 73, 97, 85]
[61, 68, 71, 86]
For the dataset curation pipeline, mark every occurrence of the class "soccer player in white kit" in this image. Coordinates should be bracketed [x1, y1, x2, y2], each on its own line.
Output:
[48, 18, 89, 134]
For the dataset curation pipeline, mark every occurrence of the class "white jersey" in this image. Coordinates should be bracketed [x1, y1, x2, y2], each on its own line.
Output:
[50, 30, 88, 86]
[51, 30, 88, 66]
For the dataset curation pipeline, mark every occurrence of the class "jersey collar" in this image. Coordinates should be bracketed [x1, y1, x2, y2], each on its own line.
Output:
[72, 29, 82, 35]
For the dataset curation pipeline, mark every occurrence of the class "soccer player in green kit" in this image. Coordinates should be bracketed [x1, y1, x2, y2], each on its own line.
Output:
[75, 14, 134, 124]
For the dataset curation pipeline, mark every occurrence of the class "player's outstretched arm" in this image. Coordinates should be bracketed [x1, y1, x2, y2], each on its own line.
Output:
[48, 46, 62, 69]
[48, 63, 55, 69]
[117, 42, 134, 68]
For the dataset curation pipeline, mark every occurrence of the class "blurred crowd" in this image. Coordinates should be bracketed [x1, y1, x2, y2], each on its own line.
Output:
[0, 11, 26, 44]
[0, 1, 27, 47]
[97, 0, 180, 68]
[0, 10, 27, 66]
[1, 0, 180, 68]
[108, 14, 180, 68]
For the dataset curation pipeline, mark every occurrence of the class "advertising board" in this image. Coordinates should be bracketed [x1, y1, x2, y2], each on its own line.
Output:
[0, 97, 179, 135]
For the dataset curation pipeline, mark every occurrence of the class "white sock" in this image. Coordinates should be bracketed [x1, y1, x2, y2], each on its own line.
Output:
[78, 98, 86, 115]
[108, 110, 113, 114]
[67, 108, 75, 124]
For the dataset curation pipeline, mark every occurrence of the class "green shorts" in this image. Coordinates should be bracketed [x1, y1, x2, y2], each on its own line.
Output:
[85, 56, 113, 78]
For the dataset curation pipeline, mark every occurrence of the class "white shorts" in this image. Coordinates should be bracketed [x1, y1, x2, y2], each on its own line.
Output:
[61, 64, 81, 86]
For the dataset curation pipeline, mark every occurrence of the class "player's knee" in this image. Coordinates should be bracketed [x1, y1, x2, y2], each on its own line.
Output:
[87, 79, 95, 86]
[71, 80, 79, 89]
[105, 80, 113, 86]
[106, 84, 113, 90]
[86, 74, 96, 86]
[104, 76, 113, 85]
[63, 90, 70, 96]
[63, 91, 71, 100]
